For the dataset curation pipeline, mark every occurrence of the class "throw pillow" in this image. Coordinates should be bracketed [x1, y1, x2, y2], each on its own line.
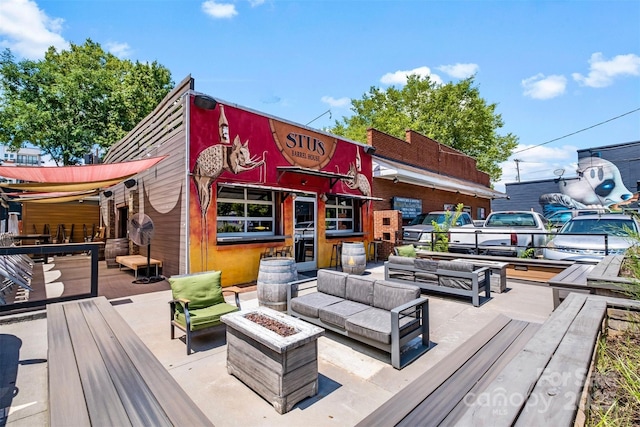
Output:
[395, 244, 417, 258]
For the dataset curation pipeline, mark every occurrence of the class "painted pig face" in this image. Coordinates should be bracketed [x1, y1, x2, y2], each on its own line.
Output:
[562, 157, 633, 206]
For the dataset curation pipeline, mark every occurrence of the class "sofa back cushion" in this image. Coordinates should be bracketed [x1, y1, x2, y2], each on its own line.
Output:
[414, 258, 439, 272]
[373, 280, 420, 311]
[317, 269, 348, 298]
[438, 261, 474, 289]
[346, 276, 375, 306]
[388, 255, 415, 265]
[169, 270, 224, 310]
[394, 244, 417, 258]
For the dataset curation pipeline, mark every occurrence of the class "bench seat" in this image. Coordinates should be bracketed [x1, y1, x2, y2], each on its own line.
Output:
[116, 255, 162, 278]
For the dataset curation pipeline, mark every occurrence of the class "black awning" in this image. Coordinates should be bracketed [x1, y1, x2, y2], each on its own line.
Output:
[277, 166, 351, 188]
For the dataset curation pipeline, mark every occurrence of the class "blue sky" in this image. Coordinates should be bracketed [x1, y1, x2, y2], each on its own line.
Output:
[1, 0, 639, 191]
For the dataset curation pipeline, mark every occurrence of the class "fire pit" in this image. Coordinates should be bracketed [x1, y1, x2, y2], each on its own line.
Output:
[221, 307, 324, 414]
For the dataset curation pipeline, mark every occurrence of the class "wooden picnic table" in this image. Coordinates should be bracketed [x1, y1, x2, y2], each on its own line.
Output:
[47, 296, 212, 426]
[548, 263, 595, 308]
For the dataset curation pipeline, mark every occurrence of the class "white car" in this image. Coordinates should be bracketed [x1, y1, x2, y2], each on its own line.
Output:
[543, 214, 639, 262]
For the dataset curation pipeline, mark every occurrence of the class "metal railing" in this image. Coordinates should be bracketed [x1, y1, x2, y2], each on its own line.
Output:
[0, 242, 102, 314]
[410, 230, 614, 257]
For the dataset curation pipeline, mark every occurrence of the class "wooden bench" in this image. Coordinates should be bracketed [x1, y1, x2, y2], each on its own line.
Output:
[356, 315, 539, 426]
[47, 296, 212, 426]
[548, 263, 595, 308]
[115, 255, 162, 279]
[357, 292, 616, 426]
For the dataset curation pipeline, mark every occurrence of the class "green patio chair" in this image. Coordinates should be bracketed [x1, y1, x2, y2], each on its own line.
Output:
[169, 270, 242, 355]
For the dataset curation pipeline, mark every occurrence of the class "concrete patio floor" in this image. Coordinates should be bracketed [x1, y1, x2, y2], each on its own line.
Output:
[1, 263, 554, 427]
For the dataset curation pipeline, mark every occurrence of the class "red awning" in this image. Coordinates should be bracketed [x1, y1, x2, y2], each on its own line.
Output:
[0, 156, 167, 184]
[0, 155, 167, 203]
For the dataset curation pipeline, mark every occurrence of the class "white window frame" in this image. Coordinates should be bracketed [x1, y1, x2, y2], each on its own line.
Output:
[325, 196, 355, 235]
[216, 187, 275, 237]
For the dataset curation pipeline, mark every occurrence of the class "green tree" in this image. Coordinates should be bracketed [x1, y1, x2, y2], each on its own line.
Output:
[0, 39, 173, 165]
[330, 75, 518, 182]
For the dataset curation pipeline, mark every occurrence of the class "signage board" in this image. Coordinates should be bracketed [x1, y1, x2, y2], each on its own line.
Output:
[392, 197, 422, 219]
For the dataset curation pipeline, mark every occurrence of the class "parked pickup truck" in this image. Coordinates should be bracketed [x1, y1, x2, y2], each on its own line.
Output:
[402, 211, 473, 246]
[448, 211, 550, 257]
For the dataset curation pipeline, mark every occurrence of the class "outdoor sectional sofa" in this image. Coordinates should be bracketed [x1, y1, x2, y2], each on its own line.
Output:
[385, 255, 491, 307]
[286, 269, 430, 369]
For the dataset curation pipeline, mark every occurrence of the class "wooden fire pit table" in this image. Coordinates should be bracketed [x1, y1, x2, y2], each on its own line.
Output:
[221, 306, 324, 414]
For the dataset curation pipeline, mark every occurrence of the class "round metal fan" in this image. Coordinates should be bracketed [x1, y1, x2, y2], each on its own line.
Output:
[128, 213, 163, 283]
[128, 213, 155, 246]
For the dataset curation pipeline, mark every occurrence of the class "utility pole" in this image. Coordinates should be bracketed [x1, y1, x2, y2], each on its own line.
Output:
[514, 159, 522, 182]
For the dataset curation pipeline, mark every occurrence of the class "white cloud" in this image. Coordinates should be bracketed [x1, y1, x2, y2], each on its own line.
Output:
[521, 73, 567, 100]
[572, 52, 640, 88]
[321, 96, 350, 108]
[437, 63, 479, 79]
[105, 41, 132, 58]
[494, 144, 577, 191]
[202, 1, 238, 19]
[380, 66, 443, 86]
[0, 0, 68, 59]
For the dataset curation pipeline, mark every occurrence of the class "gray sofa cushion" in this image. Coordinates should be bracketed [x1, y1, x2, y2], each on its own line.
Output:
[388, 255, 415, 265]
[415, 259, 439, 272]
[345, 307, 419, 344]
[346, 276, 375, 305]
[415, 272, 438, 283]
[373, 280, 420, 311]
[317, 269, 348, 298]
[290, 292, 344, 318]
[438, 261, 474, 290]
[319, 300, 370, 329]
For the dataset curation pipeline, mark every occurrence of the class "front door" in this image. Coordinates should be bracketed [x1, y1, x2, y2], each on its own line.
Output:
[294, 196, 316, 272]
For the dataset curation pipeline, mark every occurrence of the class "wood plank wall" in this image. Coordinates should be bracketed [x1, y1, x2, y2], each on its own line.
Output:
[22, 201, 100, 243]
[102, 75, 194, 276]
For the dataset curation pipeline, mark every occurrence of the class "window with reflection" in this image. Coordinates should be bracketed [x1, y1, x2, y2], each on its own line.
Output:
[325, 195, 358, 234]
[217, 187, 274, 236]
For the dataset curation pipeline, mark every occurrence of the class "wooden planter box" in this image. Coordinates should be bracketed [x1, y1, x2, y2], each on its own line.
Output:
[221, 307, 324, 414]
[587, 255, 636, 298]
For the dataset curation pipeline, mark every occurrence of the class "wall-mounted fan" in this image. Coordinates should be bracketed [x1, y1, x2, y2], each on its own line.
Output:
[128, 213, 163, 284]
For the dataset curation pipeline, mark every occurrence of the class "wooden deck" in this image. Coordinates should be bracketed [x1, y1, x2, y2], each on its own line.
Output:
[47, 296, 212, 426]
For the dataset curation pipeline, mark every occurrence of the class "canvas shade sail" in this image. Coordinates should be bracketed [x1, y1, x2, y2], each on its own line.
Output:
[0, 177, 130, 193]
[7, 190, 100, 203]
[0, 155, 167, 185]
[0, 155, 167, 203]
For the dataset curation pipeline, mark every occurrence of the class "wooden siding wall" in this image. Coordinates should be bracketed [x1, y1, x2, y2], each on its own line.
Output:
[102, 75, 194, 276]
[22, 201, 100, 243]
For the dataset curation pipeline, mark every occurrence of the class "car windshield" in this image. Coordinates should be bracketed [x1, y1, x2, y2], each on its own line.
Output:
[485, 213, 536, 227]
[409, 214, 448, 226]
[560, 219, 637, 236]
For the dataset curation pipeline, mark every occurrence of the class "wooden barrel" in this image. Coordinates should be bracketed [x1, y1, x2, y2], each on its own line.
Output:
[257, 257, 298, 312]
[105, 238, 129, 268]
[341, 242, 366, 275]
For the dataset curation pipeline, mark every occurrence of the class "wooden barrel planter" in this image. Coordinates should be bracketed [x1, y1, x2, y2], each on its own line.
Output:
[105, 238, 129, 268]
[257, 257, 298, 312]
[341, 242, 366, 275]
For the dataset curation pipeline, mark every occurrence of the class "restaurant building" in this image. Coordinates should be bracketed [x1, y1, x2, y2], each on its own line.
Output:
[102, 76, 376, 286]
[370, 128, 506, 223]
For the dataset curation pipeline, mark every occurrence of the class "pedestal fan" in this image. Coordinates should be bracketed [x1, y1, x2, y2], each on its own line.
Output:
[128, 213, 163, 284]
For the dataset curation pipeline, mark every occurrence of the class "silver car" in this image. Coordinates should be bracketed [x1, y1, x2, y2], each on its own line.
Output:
[544, 214, 639, 262]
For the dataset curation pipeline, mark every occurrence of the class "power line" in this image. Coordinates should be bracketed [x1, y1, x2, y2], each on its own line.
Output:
[513, 107, 640, 154]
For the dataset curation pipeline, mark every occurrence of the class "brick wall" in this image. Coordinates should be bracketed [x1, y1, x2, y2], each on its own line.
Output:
[369, 128, 491, 186]
[373, 210, 403, 260]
